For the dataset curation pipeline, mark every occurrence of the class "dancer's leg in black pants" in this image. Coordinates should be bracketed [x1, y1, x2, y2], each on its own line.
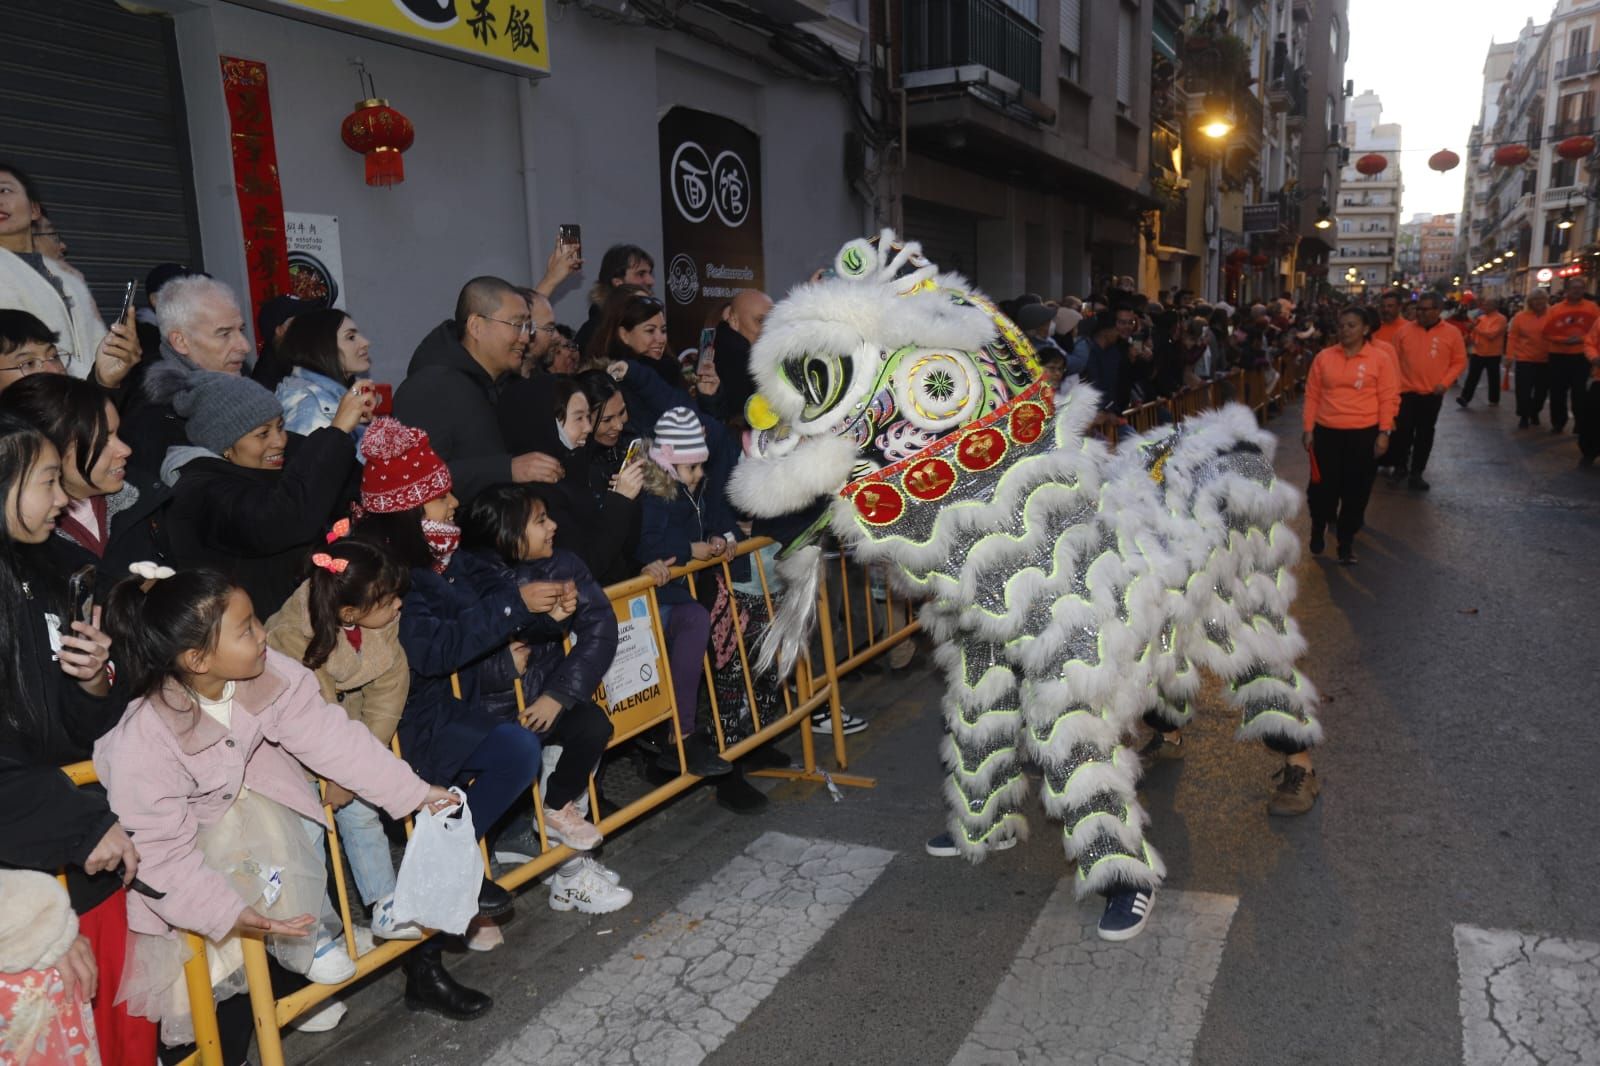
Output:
[1313, 426, 1380, 553]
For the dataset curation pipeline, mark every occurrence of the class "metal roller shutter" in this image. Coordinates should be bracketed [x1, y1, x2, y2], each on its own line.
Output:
[903, 197, 979, 284]
[0, 0, 202, 316]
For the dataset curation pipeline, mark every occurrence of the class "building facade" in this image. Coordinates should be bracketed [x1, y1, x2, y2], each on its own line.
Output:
[1459, 42, 1517, 283]
[1417, 213, 1459, 288]
[1335, 90, 1401, 293]
[1473, 3, 1600, 299]
[2, 0, 875, 382]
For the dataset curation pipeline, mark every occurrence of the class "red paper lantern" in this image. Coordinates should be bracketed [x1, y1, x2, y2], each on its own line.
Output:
[1428, 149, 1460, 173]
[1492, 144, 1531, 167]
[1557, 135, 1596, 160]
[1251, 253, 1270, 267]
[1228, 247, 1250, 263]
[1355, 152, 1388, 176]
[340, 98, 414, 187]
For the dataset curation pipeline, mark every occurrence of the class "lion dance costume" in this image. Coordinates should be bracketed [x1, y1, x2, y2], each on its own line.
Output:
[730, 233, 1322, 898]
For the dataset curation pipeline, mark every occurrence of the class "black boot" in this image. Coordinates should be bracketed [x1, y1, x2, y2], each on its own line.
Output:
[715, 767, 769, 814]
[404, 944, 492, 1020]
[479, 876, 514, 919]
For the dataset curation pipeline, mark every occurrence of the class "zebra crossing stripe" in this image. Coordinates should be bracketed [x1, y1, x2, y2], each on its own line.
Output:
[484, 832, 895, 1066]
[951, 888, 1239, 1066]
[1455, 924, 1600, 1066]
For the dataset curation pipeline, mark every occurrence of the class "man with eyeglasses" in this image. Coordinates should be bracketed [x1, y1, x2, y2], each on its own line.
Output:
[0, 310, 68, 396]
[398, 276, 564, 502]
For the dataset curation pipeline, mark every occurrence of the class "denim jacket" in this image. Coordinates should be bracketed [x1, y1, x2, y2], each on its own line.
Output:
[277, 367, 367, 451]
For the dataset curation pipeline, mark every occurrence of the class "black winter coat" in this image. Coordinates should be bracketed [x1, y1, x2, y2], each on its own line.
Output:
[45, 470, 174, 584]
[0, 561, 129, 915]
[394, 551, 562, 784]
[167, 427, 357, 618]
[468, 549, 618, 722]
[396, 321, 516, 505]
[498, 374, 643, 584]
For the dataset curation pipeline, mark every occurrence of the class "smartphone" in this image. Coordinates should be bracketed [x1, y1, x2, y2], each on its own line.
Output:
[371, 382, 394, 416]
[696, 326, 717, 375]
[558, 223, 581, 251]
[62, 565, 96, 638]
[117, 279, 137, 323]
[623, 437, 646, 467]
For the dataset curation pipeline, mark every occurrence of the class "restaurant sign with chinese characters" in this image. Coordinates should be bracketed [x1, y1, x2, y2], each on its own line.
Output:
[243, 0, 550, 75]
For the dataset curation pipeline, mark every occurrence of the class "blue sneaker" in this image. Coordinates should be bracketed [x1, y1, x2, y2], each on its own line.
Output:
[1097, 886, 1154, 942]
[924, 831, 1019, 857]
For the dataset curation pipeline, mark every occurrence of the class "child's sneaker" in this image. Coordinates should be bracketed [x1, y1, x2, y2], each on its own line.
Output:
[543, 802, 602, 851]
[549, 866, 632, 914]
[304, 938, 357, 985]
[371, 894, 423, 941]
[578, 855, 622, 885]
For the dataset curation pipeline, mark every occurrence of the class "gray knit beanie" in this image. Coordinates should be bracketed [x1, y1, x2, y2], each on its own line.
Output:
[173, 371, 283, 455]
[651, 406, 710, 465]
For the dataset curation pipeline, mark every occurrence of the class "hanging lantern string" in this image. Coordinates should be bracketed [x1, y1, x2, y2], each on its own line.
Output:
[350, 59, 377, 102]
[1297, 133, 1600, 160]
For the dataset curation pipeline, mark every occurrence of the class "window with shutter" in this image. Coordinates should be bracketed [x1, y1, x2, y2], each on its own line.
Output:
[1060, 0, 1082, 80]
[1115, 3, 1135, 105]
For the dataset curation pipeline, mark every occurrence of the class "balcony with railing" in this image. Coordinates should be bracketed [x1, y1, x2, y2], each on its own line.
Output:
[1558, 51, 1600, 80]
[902, 0, 1042, 96]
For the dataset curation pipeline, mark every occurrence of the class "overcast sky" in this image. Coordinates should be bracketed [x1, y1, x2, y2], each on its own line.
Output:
[1343, 0, 1548, 221]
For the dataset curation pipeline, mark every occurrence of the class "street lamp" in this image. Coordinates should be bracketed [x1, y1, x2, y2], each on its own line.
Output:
[1315, 201, 1333, 230]
[1199, 95, 1235, 140]
[1558, 209, 1575, 231]
[1504, 249, 1516, 258]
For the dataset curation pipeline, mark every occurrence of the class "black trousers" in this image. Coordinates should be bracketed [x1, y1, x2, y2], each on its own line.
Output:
[1308, 425, 1379, 550]
[1515, 361, 1549, 420]
[1388, 392, 1444, 475]
[539, 698, 615, 810]
[1548, 353, 1590, 431]
[1459, 355, 1502, 405]
[1581, 379, 1600, 459]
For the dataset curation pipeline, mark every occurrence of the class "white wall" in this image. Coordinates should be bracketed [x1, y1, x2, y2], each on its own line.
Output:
[171, 0, 862, 382]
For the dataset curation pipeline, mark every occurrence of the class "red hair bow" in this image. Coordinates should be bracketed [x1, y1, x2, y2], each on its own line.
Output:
[325, 518, 351, 544]
[312, 553, 349, 575]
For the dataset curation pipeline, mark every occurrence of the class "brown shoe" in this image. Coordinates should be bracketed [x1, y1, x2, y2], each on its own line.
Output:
[1268, 764, 1321, 816]
[1137, 730, 1185, 765]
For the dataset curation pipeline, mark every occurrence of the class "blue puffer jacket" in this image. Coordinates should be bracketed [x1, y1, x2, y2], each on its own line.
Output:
[468, 549, 619, 722]
[394, 550, 561, 784]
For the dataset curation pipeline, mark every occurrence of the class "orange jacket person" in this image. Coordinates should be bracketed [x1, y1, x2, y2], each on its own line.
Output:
[1541, 276, 1599, 434]
[1509, 290, 1550, 427]
[1388, 292, 1465, 491]
[1302, 306, 1398, 564]
[1459, 298, 1508, 408]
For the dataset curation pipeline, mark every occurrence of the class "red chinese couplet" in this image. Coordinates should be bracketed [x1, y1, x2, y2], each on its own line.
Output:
[219, 56, 291, 352]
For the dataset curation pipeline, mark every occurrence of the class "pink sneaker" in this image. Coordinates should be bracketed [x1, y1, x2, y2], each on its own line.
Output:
[543, 802, 602, 851]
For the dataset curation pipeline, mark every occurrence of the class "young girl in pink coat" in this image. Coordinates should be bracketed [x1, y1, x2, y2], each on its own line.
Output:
[93, 567, 458, 1046]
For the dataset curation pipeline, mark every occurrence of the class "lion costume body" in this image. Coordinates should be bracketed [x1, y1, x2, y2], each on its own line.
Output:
[730, 233, 1321, 896]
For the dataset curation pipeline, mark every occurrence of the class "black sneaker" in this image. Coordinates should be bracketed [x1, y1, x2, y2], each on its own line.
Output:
[1308, 526, 1325, 556]
[1097, 886, 1154, 942]
[1337, 546, 1357, 566]
[810, 709, 869, 735]
[924, 830, 1018, 857]
[1407, 474, 1430, 491]
[1456, 397, 1469, 408]
[1518, 417, 1530, 429]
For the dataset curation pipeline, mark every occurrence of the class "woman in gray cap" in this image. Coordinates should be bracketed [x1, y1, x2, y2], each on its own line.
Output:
[163, 371, 371, 616]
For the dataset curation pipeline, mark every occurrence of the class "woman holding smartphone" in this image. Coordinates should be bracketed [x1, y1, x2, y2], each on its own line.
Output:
[274, 308, 379, 447]
[0, 412, 153, 1065]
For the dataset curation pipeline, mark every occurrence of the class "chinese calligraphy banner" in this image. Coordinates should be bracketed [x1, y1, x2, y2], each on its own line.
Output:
[219, 56, 291, 353]
[244, 0, 550, 75]
[658, 107, 764, 371]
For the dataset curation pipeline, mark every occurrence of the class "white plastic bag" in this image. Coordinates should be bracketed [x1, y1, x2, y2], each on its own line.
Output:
[390, 787, 481, 934]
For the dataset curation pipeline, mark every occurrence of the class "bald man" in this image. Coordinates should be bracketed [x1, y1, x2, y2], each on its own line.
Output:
[714, 288, 774, 424]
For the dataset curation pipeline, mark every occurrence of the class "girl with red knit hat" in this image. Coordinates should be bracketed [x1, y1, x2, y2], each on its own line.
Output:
[352, 419, 574, 989]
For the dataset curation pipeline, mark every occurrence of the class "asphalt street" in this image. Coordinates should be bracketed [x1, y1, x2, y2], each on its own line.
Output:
[294, 393, 1600, 1066]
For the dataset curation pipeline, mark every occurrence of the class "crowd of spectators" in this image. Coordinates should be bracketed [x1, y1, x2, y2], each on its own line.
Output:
[0, 158, 817, 1062]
